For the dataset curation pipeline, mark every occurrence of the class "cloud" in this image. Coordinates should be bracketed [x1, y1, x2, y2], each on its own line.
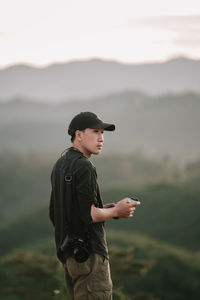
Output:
[174, 37, 200, 47]
[129, 15, 200, 47]
[0, 30, 12, 39]
[130, 15, 200, 33]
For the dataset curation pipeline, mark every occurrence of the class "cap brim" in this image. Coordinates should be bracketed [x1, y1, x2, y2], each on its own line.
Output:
[92, 122, 115, 131]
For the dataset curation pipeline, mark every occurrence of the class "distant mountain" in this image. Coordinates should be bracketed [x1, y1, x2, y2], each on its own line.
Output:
[0, 91, 199, 160]
[0, 57, 200, 102]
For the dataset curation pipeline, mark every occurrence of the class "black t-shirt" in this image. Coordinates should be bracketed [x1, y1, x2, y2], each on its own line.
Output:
[49, 147, 108, 262]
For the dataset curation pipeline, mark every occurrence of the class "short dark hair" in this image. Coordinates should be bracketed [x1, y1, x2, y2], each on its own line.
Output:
[71, 132, 75, 143]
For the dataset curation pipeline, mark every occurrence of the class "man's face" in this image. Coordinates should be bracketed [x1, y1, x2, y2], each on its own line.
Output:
[78, 128, 104, 157]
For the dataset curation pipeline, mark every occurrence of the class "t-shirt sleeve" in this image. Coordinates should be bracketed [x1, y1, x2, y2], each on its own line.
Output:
[75, 162, 97, 225]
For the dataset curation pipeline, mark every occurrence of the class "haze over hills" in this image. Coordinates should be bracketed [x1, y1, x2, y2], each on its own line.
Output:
[1, 55, 200, 300]
[0, 56, 199, 160]
[0, 91, 199, 161]
[0, 57, 200, 102]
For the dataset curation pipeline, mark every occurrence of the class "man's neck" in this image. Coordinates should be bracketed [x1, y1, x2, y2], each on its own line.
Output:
[72, 143, 91, 159]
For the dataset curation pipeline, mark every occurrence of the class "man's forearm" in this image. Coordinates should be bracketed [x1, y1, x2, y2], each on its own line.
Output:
[91, 205, 117, 222]
[91, 198, 140, 222]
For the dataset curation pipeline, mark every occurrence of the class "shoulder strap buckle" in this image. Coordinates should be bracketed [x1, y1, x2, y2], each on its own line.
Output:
[64, 175, 72, 182]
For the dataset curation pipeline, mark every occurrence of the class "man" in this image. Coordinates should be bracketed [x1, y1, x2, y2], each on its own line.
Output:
[49, 112, 140, 300]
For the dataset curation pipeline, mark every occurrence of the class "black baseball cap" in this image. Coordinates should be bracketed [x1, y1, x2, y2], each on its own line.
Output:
[68, 112, 115, 135]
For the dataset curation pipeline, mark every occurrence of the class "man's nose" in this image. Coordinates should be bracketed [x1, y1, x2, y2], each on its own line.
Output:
[98, 133, 104, 142]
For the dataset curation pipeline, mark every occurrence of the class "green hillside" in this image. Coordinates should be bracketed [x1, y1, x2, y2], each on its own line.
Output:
[0, 152, 200, 255]
[0, 151, 178, 226]
[104, 182, 200, 251]
[1, 151, 199, 226]
[107, 231, 200, 300]
[1, 231, 200, 300]
[0, 152, 52, 226]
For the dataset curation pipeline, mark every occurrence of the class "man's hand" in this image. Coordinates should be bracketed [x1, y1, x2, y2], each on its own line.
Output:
[114, 198, 140, 218]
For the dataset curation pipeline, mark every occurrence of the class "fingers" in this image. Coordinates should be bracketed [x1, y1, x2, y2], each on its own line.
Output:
[130, 201, 141, 207]
[124, 207, 136, 218]
[130, 207, 135, 217]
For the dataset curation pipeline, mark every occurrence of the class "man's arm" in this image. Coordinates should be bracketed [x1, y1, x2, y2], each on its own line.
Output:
[91, 198, 140, 223]
[49, 190, 55, 226]
[103, 203, 115, 209]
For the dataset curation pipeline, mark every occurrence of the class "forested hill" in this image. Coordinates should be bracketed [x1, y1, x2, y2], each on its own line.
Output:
[0, 91, 200, 161]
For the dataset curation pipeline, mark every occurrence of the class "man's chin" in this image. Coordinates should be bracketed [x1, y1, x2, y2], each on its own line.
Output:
[93, 149, 102, 155]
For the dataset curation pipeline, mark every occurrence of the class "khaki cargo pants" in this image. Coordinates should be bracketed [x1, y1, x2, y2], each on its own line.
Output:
[63, 253, 113, 300]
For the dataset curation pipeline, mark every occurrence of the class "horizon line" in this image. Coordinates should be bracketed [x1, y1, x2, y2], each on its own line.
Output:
[0, 54, 199, 71]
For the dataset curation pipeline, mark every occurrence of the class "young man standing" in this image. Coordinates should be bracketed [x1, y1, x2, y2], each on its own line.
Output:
[49, 112, 140, 300]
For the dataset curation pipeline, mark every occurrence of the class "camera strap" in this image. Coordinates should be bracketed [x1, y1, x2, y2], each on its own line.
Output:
[63, 151, 83, 233]
[60, 149, 92, 255]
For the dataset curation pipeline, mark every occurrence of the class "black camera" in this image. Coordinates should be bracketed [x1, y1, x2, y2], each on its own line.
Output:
[60, 236, 90, 263]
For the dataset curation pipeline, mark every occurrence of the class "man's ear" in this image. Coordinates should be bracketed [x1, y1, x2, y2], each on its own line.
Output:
[76, 130, 83, 141]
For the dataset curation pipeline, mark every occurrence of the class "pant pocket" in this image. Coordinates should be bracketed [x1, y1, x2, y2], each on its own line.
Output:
[87, 254, 113, 293]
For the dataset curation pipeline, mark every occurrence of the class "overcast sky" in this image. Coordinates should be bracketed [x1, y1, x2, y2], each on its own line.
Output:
[1, 0, 200, 68]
